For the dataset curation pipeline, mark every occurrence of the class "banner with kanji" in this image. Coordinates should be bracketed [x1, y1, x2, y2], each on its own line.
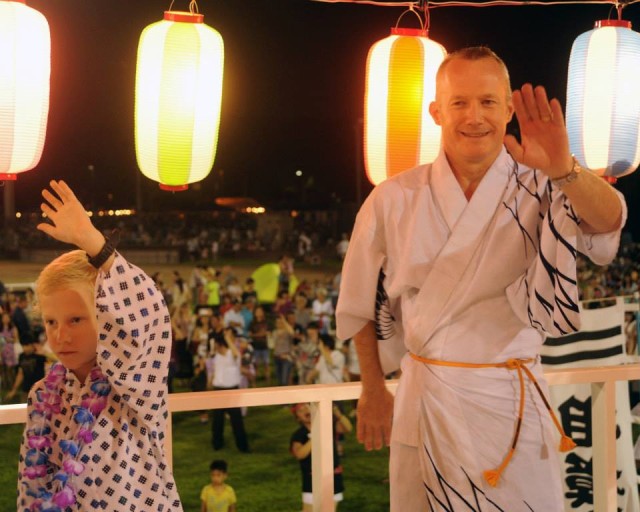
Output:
[543, 298, 639, 512]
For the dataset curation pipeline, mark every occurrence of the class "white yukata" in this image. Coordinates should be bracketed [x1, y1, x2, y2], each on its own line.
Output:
[336, 147, 626, 511]
[18, 253, 183, 511]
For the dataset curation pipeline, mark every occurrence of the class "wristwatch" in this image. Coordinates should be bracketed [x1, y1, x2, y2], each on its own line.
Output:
[551, 156, 585, 188]
[87, 229, 120, 269]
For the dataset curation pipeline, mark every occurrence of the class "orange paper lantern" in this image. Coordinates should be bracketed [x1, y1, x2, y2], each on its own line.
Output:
[364, 27, 446, 185]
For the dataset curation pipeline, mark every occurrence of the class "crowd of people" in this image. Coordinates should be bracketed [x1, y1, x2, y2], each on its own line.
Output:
[0, 208, 350, 265]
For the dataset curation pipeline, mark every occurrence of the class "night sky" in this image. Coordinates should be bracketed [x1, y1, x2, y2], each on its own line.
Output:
[7, 0, 640, 237]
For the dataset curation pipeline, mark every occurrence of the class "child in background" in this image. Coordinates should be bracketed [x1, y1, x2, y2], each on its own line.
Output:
[16, 180, 182, 511]
[5, 340, 48, 403]
[200, 459, 237, 512]
[290, 403, 352, 511]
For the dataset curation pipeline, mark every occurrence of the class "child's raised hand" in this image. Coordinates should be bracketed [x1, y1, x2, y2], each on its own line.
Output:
[37, 180, 104, 254]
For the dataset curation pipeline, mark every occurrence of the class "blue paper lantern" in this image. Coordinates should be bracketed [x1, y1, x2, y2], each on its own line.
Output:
[566, 20, 640, 180]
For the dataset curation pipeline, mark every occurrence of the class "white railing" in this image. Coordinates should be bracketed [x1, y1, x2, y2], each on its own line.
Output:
[1, 365, 640, 512]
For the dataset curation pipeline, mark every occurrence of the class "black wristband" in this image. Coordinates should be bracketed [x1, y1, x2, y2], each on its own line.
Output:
[87, 229, 120, 269]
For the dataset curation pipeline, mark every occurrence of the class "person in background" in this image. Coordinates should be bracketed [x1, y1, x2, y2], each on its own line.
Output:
[311, 288, 334, 335]
[241, 277, 258, 304]
[307, 334, 345, 385]
[200, 459, 236, 512]
[11, 294, 33, 345]
[290, 403, 352, 512]
[248, 306, 271, 383]
[272, 314, 295, 386]
[211, 328, 250, 453]
[5, 340, 48, 402]
[0, 311, 21, 394]
[295, 321, 320, 386]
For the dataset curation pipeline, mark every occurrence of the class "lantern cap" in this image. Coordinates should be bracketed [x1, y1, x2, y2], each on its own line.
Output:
[159, 183, 189, 192]
[391, 27, 428, 37]
[163, 11, 204, 24]
[594, 19, 631, 29]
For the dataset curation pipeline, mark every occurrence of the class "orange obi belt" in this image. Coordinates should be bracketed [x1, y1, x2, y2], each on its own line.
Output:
[409, 353, 576, 487]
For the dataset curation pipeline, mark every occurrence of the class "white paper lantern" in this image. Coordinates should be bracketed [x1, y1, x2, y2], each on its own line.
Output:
[566, 20, 640, 179]
[0, 0, 50, 180]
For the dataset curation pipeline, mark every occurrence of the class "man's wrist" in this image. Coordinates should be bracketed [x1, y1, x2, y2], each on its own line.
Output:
[550, 156, 585, 188]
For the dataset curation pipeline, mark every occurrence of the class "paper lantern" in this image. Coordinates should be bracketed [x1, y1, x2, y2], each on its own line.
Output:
[0, 0, 50, 180]
[364, 27, 446, 186]
[135, 11, 223, 191]
[566, 20, 640, 180]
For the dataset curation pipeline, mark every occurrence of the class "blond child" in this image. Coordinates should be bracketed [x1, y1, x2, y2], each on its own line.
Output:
[17, 180, 182, 511]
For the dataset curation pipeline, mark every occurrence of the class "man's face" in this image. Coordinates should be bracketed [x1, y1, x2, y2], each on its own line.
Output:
[430, 57, 514, 171]
[40, 286, 98, 382]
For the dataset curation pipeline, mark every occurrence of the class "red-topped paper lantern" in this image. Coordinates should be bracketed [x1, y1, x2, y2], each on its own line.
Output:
[364, 27, 446, 185]
[566, 19, 640, 181]
[0, 0, 50, 180]
[135, 10, 224, 191]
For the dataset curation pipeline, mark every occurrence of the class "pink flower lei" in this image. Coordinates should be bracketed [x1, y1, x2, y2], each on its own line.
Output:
[21, 362, 111, 512]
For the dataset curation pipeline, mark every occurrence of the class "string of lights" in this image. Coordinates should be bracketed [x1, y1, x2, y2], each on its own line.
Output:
[310, 0, 640, 9]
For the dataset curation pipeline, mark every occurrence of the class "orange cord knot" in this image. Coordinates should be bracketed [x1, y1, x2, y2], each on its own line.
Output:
[504, 358, 521, 370]
[483, 469, 502, 487]
[559, 435, 577, 452]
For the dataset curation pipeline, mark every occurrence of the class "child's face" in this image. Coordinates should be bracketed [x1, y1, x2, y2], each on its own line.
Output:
[295, 403, 311, 424]
[210, 469, 227, 486]
[39, 286, 98, 382]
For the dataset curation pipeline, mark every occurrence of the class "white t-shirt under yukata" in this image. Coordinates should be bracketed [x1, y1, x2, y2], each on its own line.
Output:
[18, 253, 183, 511]
[336, 147, 626, 511]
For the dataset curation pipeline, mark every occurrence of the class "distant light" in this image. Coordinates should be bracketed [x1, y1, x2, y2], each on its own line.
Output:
[244, 207, 265, 214]
[295, 170, 302, 177]
[291, 210, 299, 218]
[108, 210, 114, 216]
[15, 212, 21, 219]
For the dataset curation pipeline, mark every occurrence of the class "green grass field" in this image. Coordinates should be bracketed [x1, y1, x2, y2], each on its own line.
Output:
[0, 399, 390, 511]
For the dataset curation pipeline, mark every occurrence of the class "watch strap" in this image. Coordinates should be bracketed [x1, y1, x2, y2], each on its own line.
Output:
[551, 156, 584, 188]
[87, 229, 120, 269]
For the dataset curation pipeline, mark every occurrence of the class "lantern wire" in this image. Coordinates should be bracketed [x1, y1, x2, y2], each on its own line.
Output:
[167, 0, 200, 13]
[395, 5, 426, 32]
[310, 0, 640, 9]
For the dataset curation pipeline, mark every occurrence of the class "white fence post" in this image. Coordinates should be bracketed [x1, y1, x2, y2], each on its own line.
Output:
[311, 399, 335, 512]
[591, 380, 618, 511]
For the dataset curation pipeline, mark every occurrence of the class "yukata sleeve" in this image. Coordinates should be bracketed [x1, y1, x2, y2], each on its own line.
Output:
[94, 252, 171, 423]
[506, 184, 626, 337]
[577, 188, 627, 265]
[335, 192, 385, 342]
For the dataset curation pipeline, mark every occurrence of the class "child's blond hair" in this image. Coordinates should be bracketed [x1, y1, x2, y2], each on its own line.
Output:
[35, 250, 98, 303]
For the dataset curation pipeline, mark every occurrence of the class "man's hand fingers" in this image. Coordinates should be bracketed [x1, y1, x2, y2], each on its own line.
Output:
[520, 83, 539, 121]
[533, 85, 553, 121]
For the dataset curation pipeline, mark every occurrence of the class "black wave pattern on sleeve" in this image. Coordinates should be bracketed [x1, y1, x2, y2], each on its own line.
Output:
[374, 268, 395, 341]
[422, 443, 534, 511]
[503, 162, 543, 260]
[531, 184, 580, 334]
[506, 169, 580, 336]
